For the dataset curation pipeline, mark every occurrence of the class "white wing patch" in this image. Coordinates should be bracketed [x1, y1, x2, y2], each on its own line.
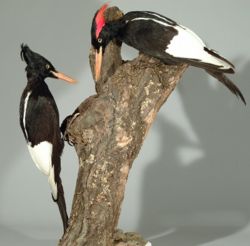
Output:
[27, 141, 58, 199]
[27, 141, 53, 175]
[166, 25, 205, 59]
[166, 25, 232, 69]
[130, 16, 232, 70]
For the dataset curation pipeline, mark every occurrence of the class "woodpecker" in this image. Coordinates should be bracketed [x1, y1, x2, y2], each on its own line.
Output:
[91, 4, 245, 104]
[19, 44, 76, 232]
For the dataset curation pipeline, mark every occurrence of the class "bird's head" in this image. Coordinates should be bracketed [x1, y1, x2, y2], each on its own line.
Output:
[91, 4, 124, 81]
[20, 44, 76, 83]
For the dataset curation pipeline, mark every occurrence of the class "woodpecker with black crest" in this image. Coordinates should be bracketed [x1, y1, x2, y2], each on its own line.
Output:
[91, 4, 245, 104]
[19, 44, 76, 232]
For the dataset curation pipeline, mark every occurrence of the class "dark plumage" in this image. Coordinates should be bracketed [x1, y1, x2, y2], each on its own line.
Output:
[19, 44, 76, 233]
[91, 5, 245, 104]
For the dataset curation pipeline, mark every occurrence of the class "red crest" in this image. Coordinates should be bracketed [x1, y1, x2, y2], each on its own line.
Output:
[95, 3, 109, 39]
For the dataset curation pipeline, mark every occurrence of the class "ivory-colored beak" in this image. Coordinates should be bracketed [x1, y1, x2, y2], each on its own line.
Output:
[52, 71, 77, 84]
[95, 46, 103, 81]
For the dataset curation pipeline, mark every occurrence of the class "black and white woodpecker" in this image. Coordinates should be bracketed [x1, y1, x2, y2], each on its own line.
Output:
[19, 44, 76, 232]
[91, 4, 245, 104]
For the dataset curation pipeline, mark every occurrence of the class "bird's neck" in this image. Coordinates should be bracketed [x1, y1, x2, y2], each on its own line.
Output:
[107, 19, 126, 40]
[26, 68, 45, 86]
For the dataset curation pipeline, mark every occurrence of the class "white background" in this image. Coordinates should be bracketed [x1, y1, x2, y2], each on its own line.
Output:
[0, 0, 250, 245]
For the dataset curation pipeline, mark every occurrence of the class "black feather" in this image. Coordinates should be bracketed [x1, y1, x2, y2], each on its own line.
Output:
[206, 70, 246, 105]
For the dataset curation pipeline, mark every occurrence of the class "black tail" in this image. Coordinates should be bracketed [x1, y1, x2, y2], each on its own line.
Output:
[54, 180, 69, 233]
[175, 51, 245, 104]
[51, 177, 68, 233]
[52, 139, 68, 233]
[178, 57, 235, 74]
[206, 69, 246, 105]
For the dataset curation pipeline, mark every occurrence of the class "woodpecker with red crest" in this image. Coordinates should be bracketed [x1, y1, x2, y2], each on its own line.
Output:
[19, 44, 76, 232]
[91, 4, 245, 104]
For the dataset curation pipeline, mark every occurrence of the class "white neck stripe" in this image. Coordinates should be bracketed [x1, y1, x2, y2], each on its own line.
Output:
[23, 91, 31, 140]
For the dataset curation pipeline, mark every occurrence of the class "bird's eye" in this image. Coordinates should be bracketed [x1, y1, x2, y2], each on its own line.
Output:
[46, 64, 50, 70]
[97, 38, 103, 43]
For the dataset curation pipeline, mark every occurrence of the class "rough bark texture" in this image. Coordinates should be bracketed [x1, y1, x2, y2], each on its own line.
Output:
[58, 7, 187, 246]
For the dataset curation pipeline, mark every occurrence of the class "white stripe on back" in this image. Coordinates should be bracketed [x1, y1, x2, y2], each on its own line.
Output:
[144, 12, 176, 25]
[23, 91, 31, 140]
[130, 17, 172, 27]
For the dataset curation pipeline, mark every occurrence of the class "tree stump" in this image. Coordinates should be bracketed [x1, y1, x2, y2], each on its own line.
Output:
[59, 6, 187, 246]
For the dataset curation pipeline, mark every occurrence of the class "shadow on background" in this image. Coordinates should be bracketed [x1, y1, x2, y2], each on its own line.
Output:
[138, 60, 250, 245]
[0, 225, 56, 246]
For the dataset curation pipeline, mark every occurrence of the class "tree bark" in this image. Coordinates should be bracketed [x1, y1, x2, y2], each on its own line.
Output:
[59, 7, 187, 246]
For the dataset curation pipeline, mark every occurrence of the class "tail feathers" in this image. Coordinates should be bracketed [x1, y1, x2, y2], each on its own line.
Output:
[176, 47, 235, 74]
[203, 47, 235, 73]
[50, 153, 68, 233]
[56, 190, 69, 233]
[51, 175, 69, 233]
[206, 69, 246, 105]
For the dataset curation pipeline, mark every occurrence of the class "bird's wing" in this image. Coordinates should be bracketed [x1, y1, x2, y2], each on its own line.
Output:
[166, 25, 233, 71]
[24, 90, 60, 197]
[27, 141, 58, 199]
[122, 16, 178, 63]
[25, 92, 60, 145]
[27, 141, 53, 175]
[123, 11, 234, 71]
